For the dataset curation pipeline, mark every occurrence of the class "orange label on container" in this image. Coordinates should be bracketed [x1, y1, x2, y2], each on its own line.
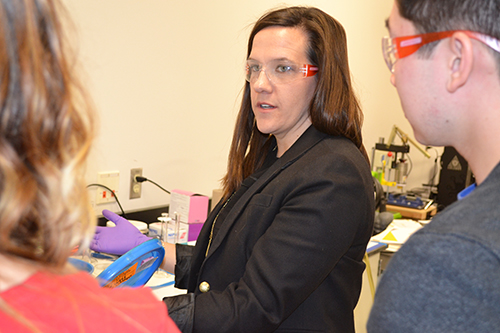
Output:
[103, 262, 138, 288]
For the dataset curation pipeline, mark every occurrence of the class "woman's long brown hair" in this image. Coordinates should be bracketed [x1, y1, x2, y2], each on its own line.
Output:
[221, 6, 368, 200]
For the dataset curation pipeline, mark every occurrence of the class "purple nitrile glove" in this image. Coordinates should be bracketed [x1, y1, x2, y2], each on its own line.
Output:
[90, 209, 151, 255]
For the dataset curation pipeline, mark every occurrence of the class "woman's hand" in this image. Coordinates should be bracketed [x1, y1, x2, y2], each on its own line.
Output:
[90, 210, 151, 255]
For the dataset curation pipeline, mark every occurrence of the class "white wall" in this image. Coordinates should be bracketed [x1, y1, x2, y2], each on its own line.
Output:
[62, 0, 439, 215]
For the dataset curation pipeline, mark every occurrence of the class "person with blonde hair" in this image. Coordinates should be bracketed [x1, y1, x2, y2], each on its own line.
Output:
[0, 0, 179, 331]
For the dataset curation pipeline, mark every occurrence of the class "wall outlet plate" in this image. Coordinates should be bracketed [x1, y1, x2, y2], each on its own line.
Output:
[96, 171, 120, 204]
[130, 168, 143, 199]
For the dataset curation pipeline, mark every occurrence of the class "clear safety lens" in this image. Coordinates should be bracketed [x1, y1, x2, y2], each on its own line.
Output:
[382, 36, 398, 72]
[245, 60, 317, 84]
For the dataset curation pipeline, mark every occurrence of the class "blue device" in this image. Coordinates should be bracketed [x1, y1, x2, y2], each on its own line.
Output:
[96, 239, 165, 288]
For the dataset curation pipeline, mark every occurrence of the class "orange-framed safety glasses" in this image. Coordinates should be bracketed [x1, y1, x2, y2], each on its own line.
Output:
[382, 30, 500, 72]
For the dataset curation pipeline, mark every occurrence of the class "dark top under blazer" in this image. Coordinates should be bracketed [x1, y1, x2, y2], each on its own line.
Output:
[166, 126, 375, 332]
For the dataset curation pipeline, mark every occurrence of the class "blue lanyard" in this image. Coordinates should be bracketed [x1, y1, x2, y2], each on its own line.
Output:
[457, 183, 476, 200]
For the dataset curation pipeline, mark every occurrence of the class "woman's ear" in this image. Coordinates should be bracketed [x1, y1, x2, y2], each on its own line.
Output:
[447, 32, 474, 93]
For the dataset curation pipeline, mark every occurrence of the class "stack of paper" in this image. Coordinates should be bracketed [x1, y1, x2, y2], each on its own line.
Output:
[371, 219, 423, 251]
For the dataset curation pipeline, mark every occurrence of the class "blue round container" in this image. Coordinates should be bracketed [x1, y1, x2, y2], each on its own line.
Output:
[68, 257, 94, 274]
[96, 239, 165, 288]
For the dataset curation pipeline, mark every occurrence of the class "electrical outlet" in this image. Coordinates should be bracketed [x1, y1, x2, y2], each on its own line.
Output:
[96, 171, 120, 204]
[130, 168, 142, 199]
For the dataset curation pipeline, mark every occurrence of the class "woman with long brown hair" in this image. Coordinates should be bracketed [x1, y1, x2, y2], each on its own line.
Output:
[93, 6, 374, 332]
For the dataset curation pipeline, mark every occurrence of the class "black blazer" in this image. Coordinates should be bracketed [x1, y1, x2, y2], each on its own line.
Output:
[166, 126, 374, 332]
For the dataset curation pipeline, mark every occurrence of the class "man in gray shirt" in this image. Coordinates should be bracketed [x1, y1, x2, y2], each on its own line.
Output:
[368, 0, 500, 331]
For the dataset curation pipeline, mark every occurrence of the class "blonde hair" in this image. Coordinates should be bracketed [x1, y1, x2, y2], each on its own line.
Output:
[0, 0, 95, 269]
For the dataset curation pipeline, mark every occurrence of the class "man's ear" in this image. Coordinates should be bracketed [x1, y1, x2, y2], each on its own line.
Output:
[447, 32, 474, 93]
